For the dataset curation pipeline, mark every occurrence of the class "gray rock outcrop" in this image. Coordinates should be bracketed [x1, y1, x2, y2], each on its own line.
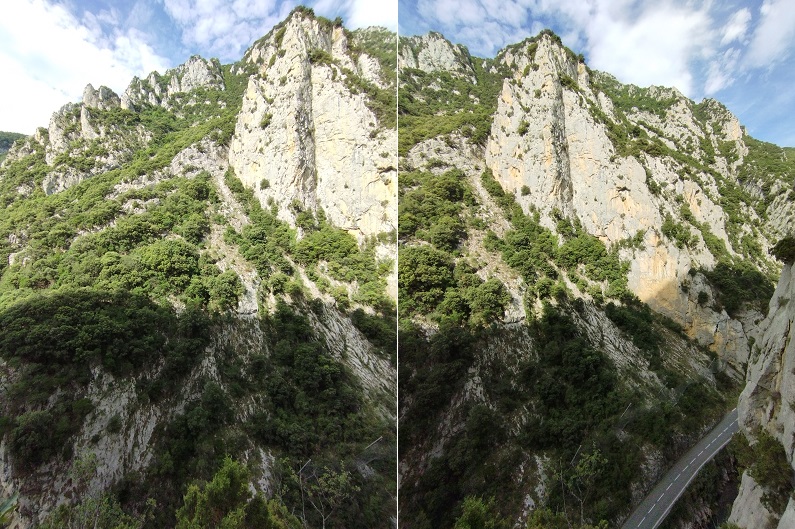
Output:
[120, 55, 225, 110]
[82, 84, 120, 110]
[228, 11, 396, 239]
[399, 32, 475, 81]
[729, 257, 795, 528]
[483, 33, 770, 369]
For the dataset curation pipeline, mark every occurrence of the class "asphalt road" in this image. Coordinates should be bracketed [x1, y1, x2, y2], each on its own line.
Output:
[620, 408, 739, 529]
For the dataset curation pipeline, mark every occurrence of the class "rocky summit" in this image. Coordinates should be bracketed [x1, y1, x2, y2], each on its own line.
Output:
[0, 8, 395, 529]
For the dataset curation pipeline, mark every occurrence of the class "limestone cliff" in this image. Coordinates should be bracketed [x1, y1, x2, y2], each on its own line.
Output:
[120, 55, 225, 111]
[228, 14, 396, 239]
[729, 247, 795, 529]
[398, 32, 475, 80]
[482, 32, 783, 372]
[39, 57, 227, 196]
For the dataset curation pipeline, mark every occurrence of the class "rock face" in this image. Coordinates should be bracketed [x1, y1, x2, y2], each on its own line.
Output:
[228, 14, 396, 239]
[729, 258, 795, 528]
[41, 84, 146, 194]
[120, 55, 225, 110]
[398, 29, 791, 529]
[729, 473, 778, 529]
[82, 84, 121, 110]
[399, 32, 475, 80]
[483, 33, 778, 370]
[40, 56, 226, 196]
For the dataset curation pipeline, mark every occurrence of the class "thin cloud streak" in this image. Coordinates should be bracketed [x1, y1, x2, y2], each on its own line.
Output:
[721, 8, 751, 46]
[745, 0, 795, 68]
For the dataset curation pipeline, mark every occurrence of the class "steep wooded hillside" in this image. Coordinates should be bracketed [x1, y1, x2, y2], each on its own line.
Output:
[398, 29, 794, 529]
[0, 8, 396, 529]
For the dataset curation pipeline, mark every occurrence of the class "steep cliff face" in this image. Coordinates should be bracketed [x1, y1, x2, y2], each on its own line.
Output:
[483, 33, 781, 371]
[0, 8, 395, 529]
[729, 250, 795, 529]
[398, 32, 475, 80]
[228, 15, 396, 239]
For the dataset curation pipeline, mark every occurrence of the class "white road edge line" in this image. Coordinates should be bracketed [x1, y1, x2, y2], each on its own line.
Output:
[646, 428, 736, 529]
[621, 414, 738, 529]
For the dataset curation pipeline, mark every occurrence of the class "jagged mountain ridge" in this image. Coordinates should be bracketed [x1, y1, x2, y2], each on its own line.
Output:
[0, 8, 396, 529]
[398, 29, 793, 529]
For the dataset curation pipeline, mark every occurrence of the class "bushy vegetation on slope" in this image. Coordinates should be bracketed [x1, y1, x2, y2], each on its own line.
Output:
[221, 167, 395, 322]
[398, 50, 507, 155]
[0, 34, 395, 527]
[398, 168, 511, 327]
[400, 297, 726, 529]
[0, 131, 24, 161]
[398, 29, 740, 529]
[479, 168, 631, 305]
[397, 165, 725, 529]
[731, 430, 794, 516]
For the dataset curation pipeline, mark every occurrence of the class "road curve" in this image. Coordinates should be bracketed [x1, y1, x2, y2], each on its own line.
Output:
[620, 408, 739, 529]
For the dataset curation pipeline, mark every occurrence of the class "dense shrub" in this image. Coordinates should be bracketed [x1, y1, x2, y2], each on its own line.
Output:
[398, 245, 454, 314]
[661, 215, 695, 249]
[398, 58, 504, 155]
[175, 456, 301, 529]
[0, 289, 210, 471]
[702, 260, 775, 316]
[770, 236, 795, 263]
[733, 431, 794, 515]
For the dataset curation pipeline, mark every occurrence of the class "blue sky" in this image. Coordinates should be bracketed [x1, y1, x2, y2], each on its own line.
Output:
[0, 0, 396, 135]
[399, 0, 795, 148]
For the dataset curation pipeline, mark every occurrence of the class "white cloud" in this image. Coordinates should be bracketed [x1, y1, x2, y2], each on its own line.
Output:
[584, 2, 713, 96]
[413, 0, 529, 56]
[704, 47, 741, 94]
[456, 20, 527, 58]
[417, 0, 485, 27]
[413, 0, 713, 95]
[0, 0, 170, 134]
[745, 0, 795, 68]
[721, 8, 751, 45]
[162, 0, 293, 61]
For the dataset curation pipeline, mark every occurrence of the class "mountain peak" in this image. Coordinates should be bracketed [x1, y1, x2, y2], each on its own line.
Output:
[398, 32, 475, 80]
[120, 55, 224, 111]
[82, 83, 120, 110]
[494, 29, 584, 87]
